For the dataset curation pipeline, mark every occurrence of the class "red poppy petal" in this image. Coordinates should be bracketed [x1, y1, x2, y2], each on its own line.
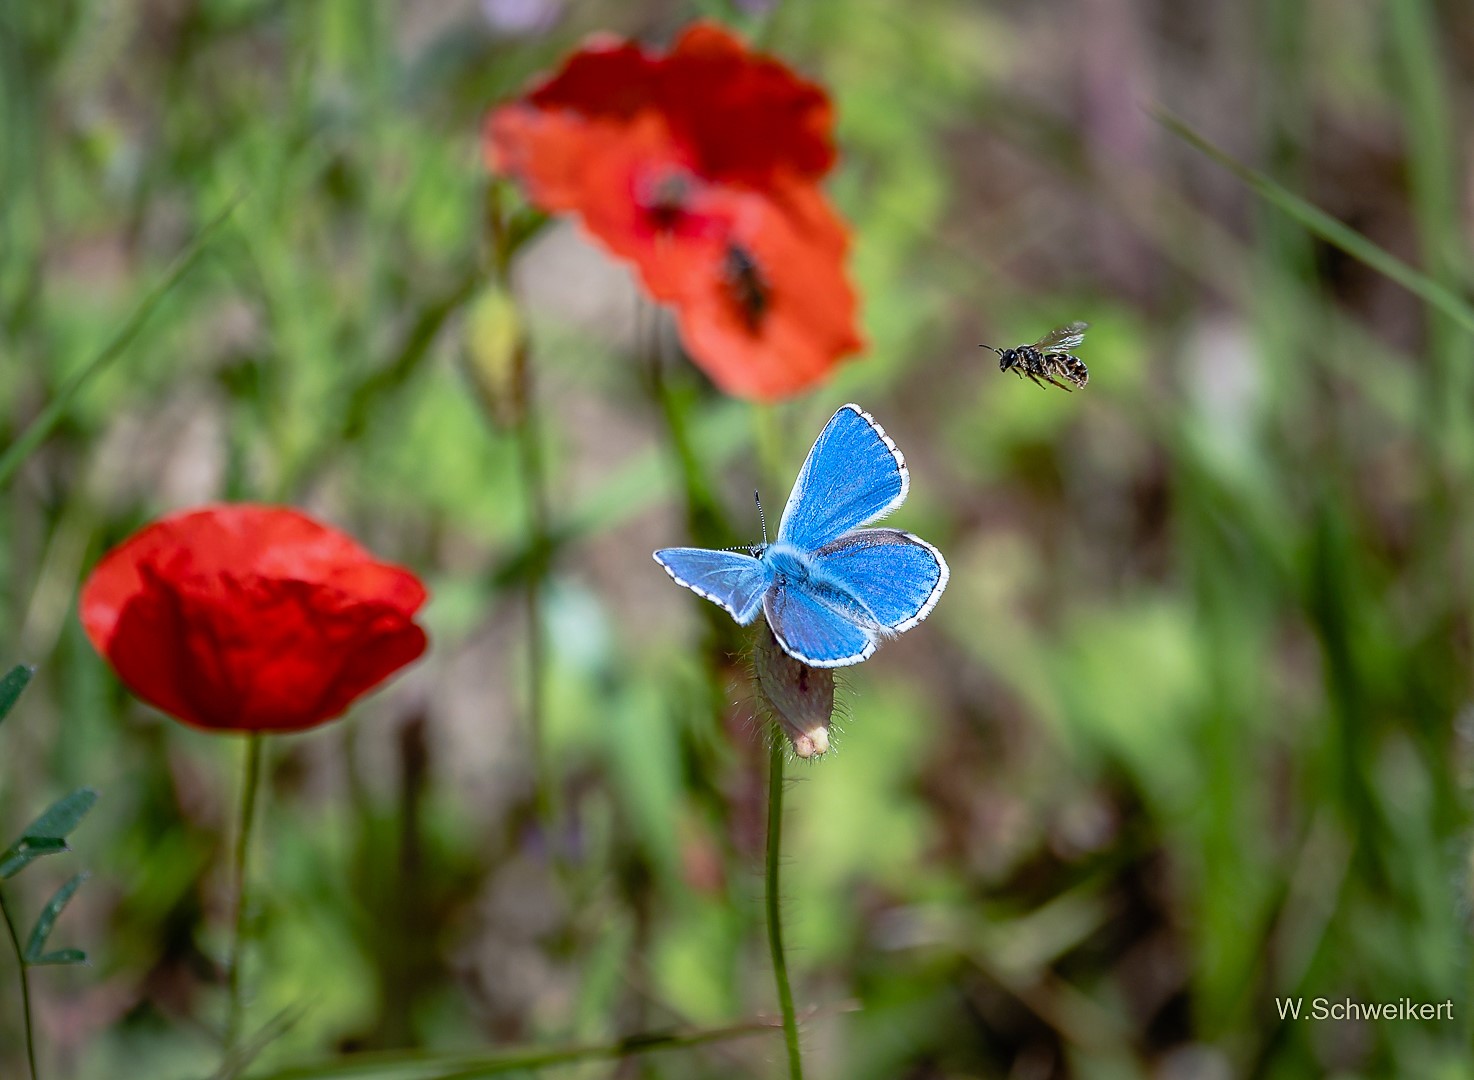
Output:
[670, 184, 864, 399]
[80, 505, 428, 733]
[657, 23, 835, 187]
[322, 562, 428, 618]
[487, 108, 741, 302]
[486, 107, 634, 217]
[489, 109, 684, 285]
[100, 563, 213, 729]
[216, 577, 427, 732]
[497, 22, 833, 192]
[289, 599, 429, 729]
[524, 34, 660, 119]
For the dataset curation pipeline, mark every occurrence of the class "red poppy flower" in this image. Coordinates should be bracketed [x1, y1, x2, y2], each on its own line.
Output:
[80, 505, 428, 734]
[485, 21, 864, 399]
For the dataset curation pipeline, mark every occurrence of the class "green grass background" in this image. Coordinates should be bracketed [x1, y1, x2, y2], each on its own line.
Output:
[2, 0, 1473, 1076]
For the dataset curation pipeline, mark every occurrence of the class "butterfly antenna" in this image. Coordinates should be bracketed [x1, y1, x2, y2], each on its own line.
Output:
[754, 490, 768, 546]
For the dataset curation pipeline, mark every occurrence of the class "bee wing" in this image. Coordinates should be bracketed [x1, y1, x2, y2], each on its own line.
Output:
[1033, 321, 1089, 352]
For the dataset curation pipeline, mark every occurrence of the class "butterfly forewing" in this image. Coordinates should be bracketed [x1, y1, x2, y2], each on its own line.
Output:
[809, 528, 948, 632]
[652, 548, 771, 624]
[778, 404, 909, 551]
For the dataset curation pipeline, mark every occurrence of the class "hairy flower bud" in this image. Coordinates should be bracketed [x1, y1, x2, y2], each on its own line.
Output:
[753, 622, 833, 758]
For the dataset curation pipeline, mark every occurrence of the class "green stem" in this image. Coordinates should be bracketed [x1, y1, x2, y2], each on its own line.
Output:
[764, 739, 804, 1080]
[512, 344, 558, 836]
[645, 338, 725, 546]
[486, 180, 557, 834]
[224, 733, 265, 1067]
[0, 887, 39, 1080]
[641, 307, 739, 785]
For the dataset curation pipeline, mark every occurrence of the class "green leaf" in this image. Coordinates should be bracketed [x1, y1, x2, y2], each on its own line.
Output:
[24, 871, 88, 964]
[28, 948, 86, 967]
[22, 787, 98, 841]
[0, 664, 34, 725]
[1155, 108, 1474, 336]
[0, 837, 67, 879]
[1, 788, 98, 879]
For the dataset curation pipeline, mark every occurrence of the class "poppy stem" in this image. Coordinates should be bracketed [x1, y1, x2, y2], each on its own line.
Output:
[512, 334, 558, 839]
[0, 887, 40, 1080]
[486, 180, 558, 839]
[223, 732, 264, 1068]
[764, 738, 805, 1080]
[639, 305, 726, 546]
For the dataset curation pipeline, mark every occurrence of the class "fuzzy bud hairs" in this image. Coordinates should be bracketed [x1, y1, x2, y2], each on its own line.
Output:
[754, 622, 834, 758]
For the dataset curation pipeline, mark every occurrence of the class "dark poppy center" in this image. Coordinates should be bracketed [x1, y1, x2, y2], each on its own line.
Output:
[638, 169, 696, 233]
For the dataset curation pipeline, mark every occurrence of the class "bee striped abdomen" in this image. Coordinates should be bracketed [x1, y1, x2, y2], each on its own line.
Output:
[1046, 352, 1089, 389]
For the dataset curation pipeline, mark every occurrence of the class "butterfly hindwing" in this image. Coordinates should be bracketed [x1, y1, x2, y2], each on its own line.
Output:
[652, 548, 771, 624]
[778, 404, 908, 551]
[763, 575, 879, 668]
[809, 528, 949, 632]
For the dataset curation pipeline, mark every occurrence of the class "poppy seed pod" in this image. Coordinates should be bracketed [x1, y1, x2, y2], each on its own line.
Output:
[80, 505, 429, 734]
[753, 622, 833, 758]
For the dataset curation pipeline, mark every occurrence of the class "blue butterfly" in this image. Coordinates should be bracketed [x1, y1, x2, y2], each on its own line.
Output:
[654, 404, 949, 668]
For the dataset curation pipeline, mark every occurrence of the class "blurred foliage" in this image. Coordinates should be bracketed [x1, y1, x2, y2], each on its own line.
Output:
[3, 0, 1474, 1077]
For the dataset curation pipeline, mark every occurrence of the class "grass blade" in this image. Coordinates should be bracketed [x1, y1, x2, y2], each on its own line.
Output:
[211, 1003, 311, 1080]
[1154, 108, 1474, 335]
[0, 195, 243, 490]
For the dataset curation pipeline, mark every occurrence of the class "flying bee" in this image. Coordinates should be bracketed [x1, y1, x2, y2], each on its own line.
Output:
[980, 321, 1090, 391]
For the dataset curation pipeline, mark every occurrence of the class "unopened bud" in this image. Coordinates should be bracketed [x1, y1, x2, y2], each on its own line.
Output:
[461, 283, 526, 429]
[753, 622, 834, 758]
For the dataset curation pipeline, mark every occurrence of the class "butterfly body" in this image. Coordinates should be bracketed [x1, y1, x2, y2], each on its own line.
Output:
[654, 405, 948, 668]
[985, 322, 1090, 391]
[762, 543, 808, 586]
